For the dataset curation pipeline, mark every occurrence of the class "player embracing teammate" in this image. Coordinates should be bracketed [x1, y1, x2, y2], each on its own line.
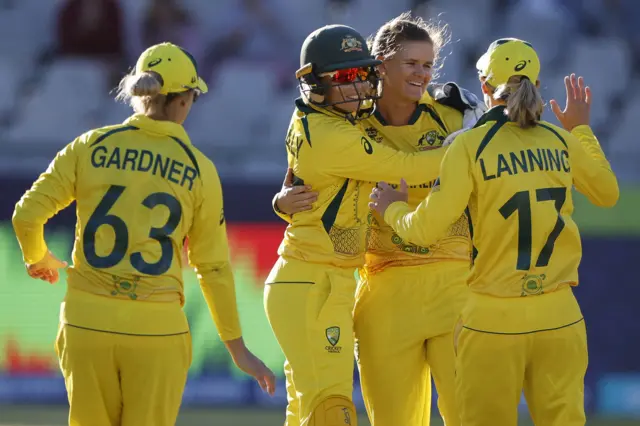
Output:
[274, 13, 618, 426]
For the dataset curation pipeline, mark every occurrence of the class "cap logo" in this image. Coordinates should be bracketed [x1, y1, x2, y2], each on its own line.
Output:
[148, 58, 162, 68]
[514, 60, 527, 72]
[341, 36, 363, 53]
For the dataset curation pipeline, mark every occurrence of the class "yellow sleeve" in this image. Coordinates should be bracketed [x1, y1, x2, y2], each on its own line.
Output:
[187, 163, 242, 341]
[384, 137, 473, 247]
[320, 122, 446, 185]
[272, 192, 293, 224]
[12, 139, 80, 264]
[569, 125, 619, 207]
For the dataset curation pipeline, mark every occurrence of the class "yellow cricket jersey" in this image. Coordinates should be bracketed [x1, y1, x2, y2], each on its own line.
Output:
[12, 114, 242, 340]
[385, 106, 619, 329]
[275, 99, 446, 268]
[361, 91, 470, 274]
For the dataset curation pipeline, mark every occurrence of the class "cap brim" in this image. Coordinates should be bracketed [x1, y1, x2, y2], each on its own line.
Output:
[196, 76, 208, 94]
[183, 76, 208, 94]
[321, 58, 382, 73]
[476, 52, 489, 75]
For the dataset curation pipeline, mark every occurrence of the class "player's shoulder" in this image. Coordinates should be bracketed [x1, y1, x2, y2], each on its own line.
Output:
[293, 97, 360, 145]
[444, 108, 503, 156]
[421, 87, 463, 117]
[79, 123, 139, 147]
[183, 143, 219, 181]
[536, 120, 573, 145]
[424, 83, 466, 130]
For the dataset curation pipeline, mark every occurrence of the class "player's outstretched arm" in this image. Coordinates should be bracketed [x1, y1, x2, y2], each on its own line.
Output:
[370, 138, 473, 247]
[320, 122, 447, 185]
[188, 164, 242, 342]
[12, 139, 79, 279]
[188, 163, 275, 395]
[550, 74, 619, 207]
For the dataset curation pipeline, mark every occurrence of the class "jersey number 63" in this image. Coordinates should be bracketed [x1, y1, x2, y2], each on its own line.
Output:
[82, 184, 182, 276]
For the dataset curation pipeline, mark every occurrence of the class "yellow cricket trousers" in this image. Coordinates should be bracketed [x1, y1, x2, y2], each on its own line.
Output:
[55, 291, 192, 426]
[264, 256, 358, 426]
[353, 261, 469, 426]
[455, 289, 588, 426]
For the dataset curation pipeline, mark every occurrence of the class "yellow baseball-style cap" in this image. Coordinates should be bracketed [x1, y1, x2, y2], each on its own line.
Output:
[476, 38, 540, 88]
[135, 42, 208, 95]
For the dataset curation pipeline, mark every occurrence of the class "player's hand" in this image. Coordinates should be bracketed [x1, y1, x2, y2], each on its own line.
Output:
[232, 348, 277, 396]
[26, 250, 68, 284]
[369, 179, 409, 218]
[550, 73, 591, 131]
[275, 168, 318, 215]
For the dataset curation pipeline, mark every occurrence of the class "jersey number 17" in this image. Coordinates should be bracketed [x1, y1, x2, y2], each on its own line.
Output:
[499, 187, 566, 271]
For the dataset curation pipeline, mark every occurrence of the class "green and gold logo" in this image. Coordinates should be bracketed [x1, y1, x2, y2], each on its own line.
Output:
[325, 326, 342, 353]
[326, 326, 340, 346]
[417, 130, 444, 151]
[341, 36, 363, 52]
[521, 273, 546, 296]
[111, 275, 140, 300]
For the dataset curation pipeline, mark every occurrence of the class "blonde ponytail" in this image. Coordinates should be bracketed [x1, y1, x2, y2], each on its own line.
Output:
[493, 76, 543, 128]
[115, 71, 164, 114]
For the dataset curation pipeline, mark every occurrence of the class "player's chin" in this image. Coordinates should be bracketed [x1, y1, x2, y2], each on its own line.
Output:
[338, 100, 360, 113]
[404, 86, 424, 102]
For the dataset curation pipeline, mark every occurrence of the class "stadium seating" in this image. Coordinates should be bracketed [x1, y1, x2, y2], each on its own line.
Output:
[0, 0, 636, 184]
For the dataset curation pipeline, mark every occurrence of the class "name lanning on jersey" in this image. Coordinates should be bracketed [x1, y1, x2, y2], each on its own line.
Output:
[480, 148, 570, 181]
[91, 146, 198, 191]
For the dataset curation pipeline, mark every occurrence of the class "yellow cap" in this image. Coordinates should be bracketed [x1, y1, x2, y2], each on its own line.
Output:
[476, 38, 540, 88]
[135, 42, 208, 95]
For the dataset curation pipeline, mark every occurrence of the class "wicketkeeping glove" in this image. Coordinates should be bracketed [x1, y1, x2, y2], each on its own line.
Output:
[427, 82, 487, 129]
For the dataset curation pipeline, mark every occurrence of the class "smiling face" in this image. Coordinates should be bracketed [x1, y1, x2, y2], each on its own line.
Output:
[380, 41, 434, 103]
[324, 80, 373, 113]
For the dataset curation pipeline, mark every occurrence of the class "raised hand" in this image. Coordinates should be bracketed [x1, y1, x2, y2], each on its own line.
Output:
[550, 73, 591, 131]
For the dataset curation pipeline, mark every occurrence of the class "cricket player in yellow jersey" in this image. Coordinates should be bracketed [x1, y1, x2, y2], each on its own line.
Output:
[264, 24, 452, 426]
[273, 13, 488, 426]
[12, 42, 275, 426]
[371, 38, 619, 426]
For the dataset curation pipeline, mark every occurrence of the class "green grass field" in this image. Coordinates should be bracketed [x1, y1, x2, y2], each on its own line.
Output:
[0, 406, 637, 426]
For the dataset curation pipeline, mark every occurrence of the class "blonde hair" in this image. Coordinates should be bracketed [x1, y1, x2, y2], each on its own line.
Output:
[492, 76, 544, 128]
[368, 11, 450, 80]
[115, 70, 165, 114]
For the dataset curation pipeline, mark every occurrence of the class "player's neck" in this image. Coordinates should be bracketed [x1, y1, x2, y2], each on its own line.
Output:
[376, 96, 417, 126]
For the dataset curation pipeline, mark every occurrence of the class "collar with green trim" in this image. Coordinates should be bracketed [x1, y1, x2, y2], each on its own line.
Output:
[473, 105, 509, 128]
[373, 102, 437, 127]
[123, 114, 193, 145]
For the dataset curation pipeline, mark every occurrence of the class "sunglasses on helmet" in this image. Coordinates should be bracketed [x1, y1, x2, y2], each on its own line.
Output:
[326, 67, 371, 84]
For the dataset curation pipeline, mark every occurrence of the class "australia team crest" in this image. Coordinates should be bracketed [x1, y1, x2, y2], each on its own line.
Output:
[417, 130, 444, 151]
[325, 326, 342, 353]
[341, 36, 363, 52]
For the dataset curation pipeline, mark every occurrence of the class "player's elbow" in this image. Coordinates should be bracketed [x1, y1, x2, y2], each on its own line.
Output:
[195, 261, 233, 280]
[593, 181, 620, 208]
[596, 189, 619, 208]
[11, 202, 29, 229]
